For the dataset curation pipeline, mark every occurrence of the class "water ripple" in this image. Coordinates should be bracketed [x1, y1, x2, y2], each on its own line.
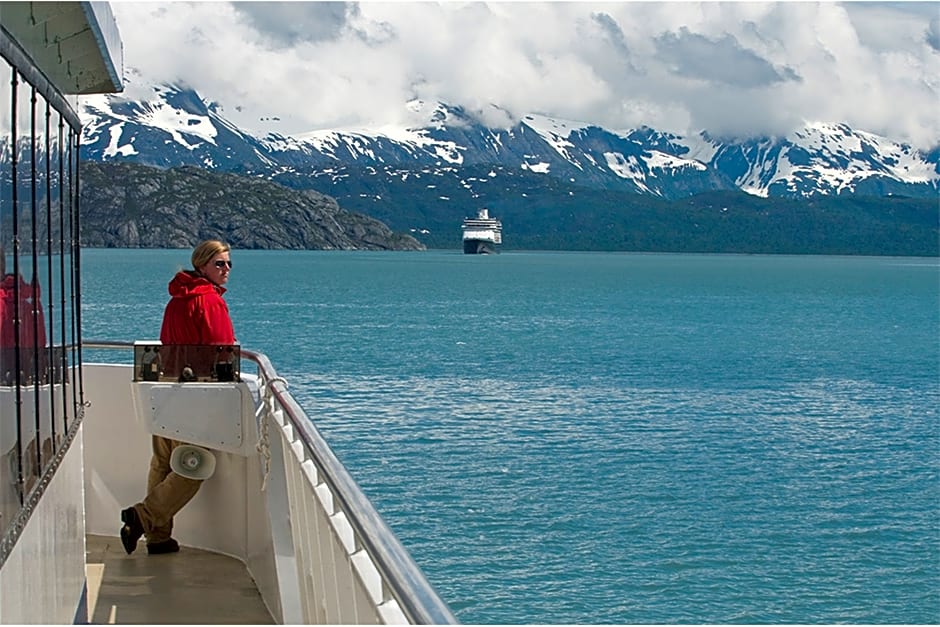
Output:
[288, 371, 939, 624]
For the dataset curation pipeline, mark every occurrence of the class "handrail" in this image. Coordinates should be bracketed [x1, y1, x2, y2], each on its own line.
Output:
[82, 340, 458, 625]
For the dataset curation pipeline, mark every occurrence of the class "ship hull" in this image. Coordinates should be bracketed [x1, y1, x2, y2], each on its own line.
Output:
[463, 239, 499, 255]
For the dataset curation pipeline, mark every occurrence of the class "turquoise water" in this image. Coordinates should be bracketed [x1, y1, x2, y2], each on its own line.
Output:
[83, 249, 940, 624]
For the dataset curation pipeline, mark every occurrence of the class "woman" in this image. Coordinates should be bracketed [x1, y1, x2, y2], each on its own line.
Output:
[120, 240, 236, 555]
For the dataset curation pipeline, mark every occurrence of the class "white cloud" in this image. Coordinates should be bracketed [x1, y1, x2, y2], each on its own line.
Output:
[108, 1, 940, 150]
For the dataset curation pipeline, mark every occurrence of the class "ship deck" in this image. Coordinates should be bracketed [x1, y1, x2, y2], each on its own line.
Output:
[84, 534, 274, 624]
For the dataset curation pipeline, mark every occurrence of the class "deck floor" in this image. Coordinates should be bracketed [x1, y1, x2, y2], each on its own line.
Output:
[85, 534, 275, 624]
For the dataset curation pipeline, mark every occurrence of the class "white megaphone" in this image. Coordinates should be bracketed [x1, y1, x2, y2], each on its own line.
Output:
[170, 444, 217, 481]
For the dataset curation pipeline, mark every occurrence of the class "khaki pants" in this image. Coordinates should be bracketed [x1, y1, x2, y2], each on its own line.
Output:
[132, 435, 202, 544]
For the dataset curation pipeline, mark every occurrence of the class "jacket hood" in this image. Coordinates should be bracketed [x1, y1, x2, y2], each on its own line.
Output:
[1, 273, 40, 298]
[167, 270, 226, 300]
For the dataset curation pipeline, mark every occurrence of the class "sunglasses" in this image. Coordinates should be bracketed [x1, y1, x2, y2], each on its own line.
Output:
[213, 260, 233, 269]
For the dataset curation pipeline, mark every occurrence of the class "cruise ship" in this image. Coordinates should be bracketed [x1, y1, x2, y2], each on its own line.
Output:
[0, 3, 456, 624]
[461, 208, 502, 254]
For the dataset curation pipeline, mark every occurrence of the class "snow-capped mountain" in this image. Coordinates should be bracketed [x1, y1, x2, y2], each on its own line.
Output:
[80, 83, 276, 169]
[78, 83, 939, 203]
[685, 124, 939, 198]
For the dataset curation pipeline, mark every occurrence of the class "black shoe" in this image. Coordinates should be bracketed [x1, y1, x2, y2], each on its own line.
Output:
[120, 507, 144, 555]
[147, 538, 180, 554]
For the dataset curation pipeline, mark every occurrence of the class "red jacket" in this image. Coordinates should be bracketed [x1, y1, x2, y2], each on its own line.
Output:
[159, 271, 235, 345]
[0, 273, 47, 348]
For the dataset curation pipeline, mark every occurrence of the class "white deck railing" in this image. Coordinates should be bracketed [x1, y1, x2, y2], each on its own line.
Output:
[84, 341, 457, 625]
[244, 348, 457, 624]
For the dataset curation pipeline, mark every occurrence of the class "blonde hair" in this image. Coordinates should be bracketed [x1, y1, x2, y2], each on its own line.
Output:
[191, 240, 231, 270]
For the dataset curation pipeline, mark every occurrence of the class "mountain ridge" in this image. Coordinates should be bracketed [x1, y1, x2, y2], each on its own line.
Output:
[79, 82, 939, 200]
[74, 81, 939, 254]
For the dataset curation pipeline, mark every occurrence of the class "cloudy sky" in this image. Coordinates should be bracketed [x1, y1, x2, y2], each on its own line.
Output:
[109, 2, 940, 149]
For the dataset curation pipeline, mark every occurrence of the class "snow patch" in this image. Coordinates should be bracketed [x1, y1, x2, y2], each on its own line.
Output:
[677, 132, 719, 163]
[523, 113, 591, 169]
[103, 122, 138, 158]
[522, 162, 550, 174]
[295, 126, 464, 165]
[645, 151, 706, 171]
[604, 152, 653, 194]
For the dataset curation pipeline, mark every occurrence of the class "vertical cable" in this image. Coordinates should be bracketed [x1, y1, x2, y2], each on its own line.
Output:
[72, 131, 83, 412]
[45, 99, 56, 453]
[58, 115, 69, 435]
[30, 85, 41, 478]
[65, 131, 77, 425]
[9, 70, 24, 501]
[66, 132, 76, 420]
